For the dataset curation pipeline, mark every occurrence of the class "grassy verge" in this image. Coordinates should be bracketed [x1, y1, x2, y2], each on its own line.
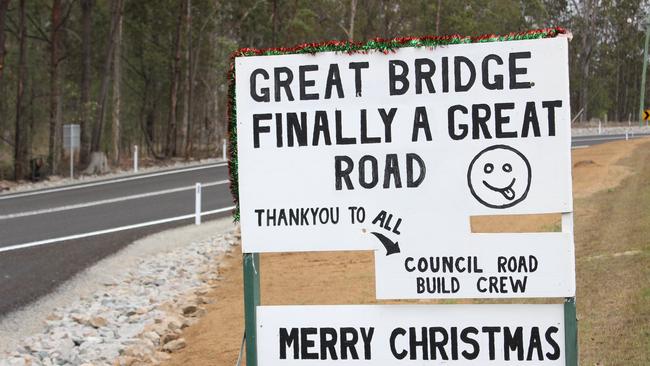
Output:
[573, 141, 650, 364]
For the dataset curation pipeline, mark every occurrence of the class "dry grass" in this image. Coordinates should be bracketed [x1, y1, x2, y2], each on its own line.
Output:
[572, 144, 650, 365]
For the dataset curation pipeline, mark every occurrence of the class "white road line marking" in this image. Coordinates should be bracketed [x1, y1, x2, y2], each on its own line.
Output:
[0, 180, 230, 220]
[573, 135, 641, 142]
[574, 137, 621, 141]
[571, 145, 590, 149]
[0, 162, 228, 200]
[0, 206, 236, 253]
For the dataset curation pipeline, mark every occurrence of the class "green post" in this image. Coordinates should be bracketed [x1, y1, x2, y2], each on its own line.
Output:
[639, 14, 650, 127]
[564, 297, 578, 366]
[243, 253, 261, 366]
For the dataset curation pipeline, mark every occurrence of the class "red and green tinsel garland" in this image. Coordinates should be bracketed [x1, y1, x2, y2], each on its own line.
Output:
[227, 27, 567, 221]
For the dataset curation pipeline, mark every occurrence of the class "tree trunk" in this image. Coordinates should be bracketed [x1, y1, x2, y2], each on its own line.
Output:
[348, 0, 357, 41]
[435, 0, 441, 34]
[183, 0, 194, 159]
[578, 0, 595, 122]
[80, 0, 93, 163]
[48, 0, 63, 175]
[272, 0, 277, 46]
[91, 0, 123, 154]
[381, 0, 390, 38]
[0, 0, 9, 138]
[14, 0, 28, 180]
[179, 0, 191, 157]
[0, 0, 7, 81]
[166, 0, 185, 157]
[111, 0, 124, 165]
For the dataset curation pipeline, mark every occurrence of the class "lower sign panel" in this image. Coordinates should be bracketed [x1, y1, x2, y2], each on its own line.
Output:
[375, 233, 575, 299]
[257, 304, 565, 365]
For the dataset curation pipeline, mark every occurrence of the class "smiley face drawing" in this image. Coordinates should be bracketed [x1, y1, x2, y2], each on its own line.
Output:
[467, 145, 532, 209]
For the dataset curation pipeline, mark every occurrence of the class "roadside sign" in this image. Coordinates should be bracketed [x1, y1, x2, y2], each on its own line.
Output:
[232, 28, 578, 366]
[257, 304, 566, 365]
[644, 109, 650, 120]
[235, 37, 572, 254]
[63, 124, 80, 150]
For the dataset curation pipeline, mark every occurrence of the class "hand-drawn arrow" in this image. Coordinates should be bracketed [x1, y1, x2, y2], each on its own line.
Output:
[371, 232, 400, 256]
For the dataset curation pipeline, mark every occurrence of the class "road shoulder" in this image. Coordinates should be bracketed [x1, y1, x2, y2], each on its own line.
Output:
[1, 218, 237, 364]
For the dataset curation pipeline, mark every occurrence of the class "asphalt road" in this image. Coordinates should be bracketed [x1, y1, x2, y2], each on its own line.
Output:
[0, 163, 234, 315]
[0, 133, 648, 316]
[571, 132, 650, 147]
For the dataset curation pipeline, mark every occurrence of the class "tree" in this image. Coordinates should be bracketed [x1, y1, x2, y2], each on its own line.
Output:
[182, 0, 193, 159]
[91, 0, 122, 154]
[48, 0, 64, 175]
[435, 0, 442, 34]
[348, 0, 357, 40]
[79, 0, 93, 163]
[0, 0, 9, 136]
[14, 0, 27, 180]
[570, 0, 601, 121]
[166, 0, 186, 157]
[111, 0, 124, 165]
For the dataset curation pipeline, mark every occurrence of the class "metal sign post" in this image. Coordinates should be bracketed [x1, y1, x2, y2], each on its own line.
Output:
[63, 124, 80, 179]
[564, 297, 578, 365]
[243, 253, 260, 366]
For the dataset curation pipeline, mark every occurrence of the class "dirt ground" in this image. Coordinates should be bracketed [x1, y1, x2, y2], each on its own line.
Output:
[164, 138, 650, 366]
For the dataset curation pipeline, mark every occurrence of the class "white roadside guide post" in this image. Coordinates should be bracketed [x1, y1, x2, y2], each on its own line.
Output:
[70, 130, 73, 178]
[133, 145, 139, 172]
[195, 183, 202, 225]
[63, 124, 80, 180]
[222, 139, 227, 161]
[233, 30, 577, 366]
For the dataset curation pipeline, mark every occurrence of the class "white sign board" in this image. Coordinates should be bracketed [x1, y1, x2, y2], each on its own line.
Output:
[63, 124, 80, 150]
[375, 232, 574, 299]
[235, 37, 575, 297]
[257, 304, 566, 365]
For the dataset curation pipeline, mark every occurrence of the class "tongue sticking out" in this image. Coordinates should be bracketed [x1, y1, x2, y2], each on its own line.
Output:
[500, 187, 516, 200]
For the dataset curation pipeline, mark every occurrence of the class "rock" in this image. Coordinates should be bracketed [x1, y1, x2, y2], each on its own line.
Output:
[155, 352, 171, 361]
[5, 357, 27, 366]
[194, 289, 209, 296]
[114, 356, 138, 366]
[89, 316, 108, 328]
[166, 318, 182, 331]
[160, 332, 179, 345]
[142, 331, 160, 345]
[45, 313, 62, 321]
[124, 343, 154, 359]
[162, 338, 186, 353]
[70, 313, 89, 325]
[181, 305, 198, 316]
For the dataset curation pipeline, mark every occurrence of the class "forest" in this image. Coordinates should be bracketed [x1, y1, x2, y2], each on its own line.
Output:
[0, 0, 647, 180]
